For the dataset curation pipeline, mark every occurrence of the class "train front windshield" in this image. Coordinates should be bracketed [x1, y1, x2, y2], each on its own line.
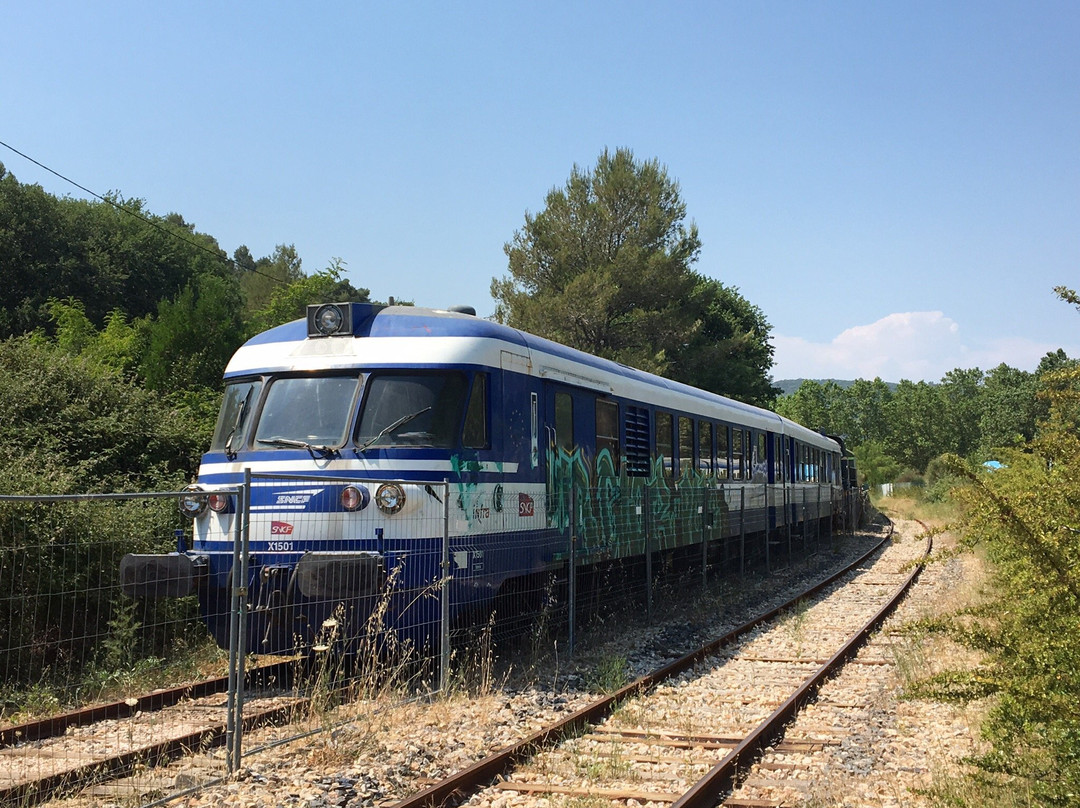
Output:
[255, 376, 361, 446]
[209, 375, 362, 453]
[208, 371, 470, 454]
[356, 373, 467, 449]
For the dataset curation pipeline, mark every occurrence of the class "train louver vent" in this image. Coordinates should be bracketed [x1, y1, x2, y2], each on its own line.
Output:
[625, 406, 651, 477]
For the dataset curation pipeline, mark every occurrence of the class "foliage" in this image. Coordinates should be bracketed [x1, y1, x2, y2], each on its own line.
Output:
[664, 276, 780, 406]
[922, 454, 969, 503]
[494, 148, 701, 372]
[977, 363, 1037, 455]
[0, 166, 225, 338]
[247, 259, 371, 334]
[0, 336, 206, 492]
[139, 272, 247, 392]
[234, 242, 305, 317]
[776, 346, 1073, 482]
[851, 441, 900, 487]
[492, 148, 778, 405]
[917, 366, 1080, 805]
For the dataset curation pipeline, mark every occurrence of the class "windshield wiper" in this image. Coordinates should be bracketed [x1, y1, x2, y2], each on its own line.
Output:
[224, 386, 254, 461]
[256, 437, 339, 458]
[356, 406, 432, 453]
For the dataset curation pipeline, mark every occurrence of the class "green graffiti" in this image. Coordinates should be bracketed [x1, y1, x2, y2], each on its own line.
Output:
[450, 452, 484, 528]
[543, 444, 733, 560]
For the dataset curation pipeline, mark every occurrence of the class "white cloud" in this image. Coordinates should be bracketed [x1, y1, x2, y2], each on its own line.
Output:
[771, 312, 1071, 382]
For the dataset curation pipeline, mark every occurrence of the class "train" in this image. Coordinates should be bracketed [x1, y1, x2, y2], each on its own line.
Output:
[121, 301, 855, 656]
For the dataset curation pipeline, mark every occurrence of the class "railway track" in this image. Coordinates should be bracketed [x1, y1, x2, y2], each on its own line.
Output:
[0, 662, 298, 807]
[391, 521, 929, 808]
[1, 523, 920, 808]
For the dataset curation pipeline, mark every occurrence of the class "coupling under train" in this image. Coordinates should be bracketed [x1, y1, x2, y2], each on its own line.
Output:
[121, 302, 855, 654]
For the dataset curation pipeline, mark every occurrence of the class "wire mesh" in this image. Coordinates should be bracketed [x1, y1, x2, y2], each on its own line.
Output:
[0, 478, 846, 806]
[0, 491, 230, 803]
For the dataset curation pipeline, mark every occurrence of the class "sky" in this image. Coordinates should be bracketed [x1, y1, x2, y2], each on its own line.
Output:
[3, 1, 1078, 383]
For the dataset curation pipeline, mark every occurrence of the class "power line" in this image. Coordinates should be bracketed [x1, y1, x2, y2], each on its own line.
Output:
[0, 139, 287, 286]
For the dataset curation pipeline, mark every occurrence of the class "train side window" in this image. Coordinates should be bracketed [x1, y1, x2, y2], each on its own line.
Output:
[656, 411, 674, 478]
[555, 392, 574, 451]
[211, 379, 264, 452]
[717, 425, 730, 479]
[595, 398, 620, 474]
[678, 416, 693, 479]
[732, 429, 744, 481]
[756, 433, 767, 481]
[462, 373, 488, 448]
[698, 421, 713, 477]
[775, 435, 785, 483]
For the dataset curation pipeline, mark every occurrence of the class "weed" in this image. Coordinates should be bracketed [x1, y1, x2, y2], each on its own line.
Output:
[586, 653, 629, 694]
[781, 598, 809, 656]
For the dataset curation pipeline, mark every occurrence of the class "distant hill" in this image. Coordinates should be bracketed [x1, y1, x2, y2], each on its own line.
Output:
[773, 378, 899, 396]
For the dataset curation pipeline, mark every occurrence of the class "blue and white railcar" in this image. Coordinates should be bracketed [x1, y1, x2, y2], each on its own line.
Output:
[122, 302, 844, 654]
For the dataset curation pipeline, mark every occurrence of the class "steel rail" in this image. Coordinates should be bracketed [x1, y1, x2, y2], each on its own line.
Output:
[0, 661, 294, 748]
[674, 525, 931, 808]
[4, 524, 902, 808]
[0, 688, 305, 807]
[389, 525, 896, 808]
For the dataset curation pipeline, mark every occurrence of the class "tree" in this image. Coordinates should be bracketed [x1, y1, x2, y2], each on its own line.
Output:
[851, 441, 900, 487]
[937, 367, 984, 457]
[0, 166, 228, 337]
[139, 273, 246, 393]
[884, 379, 945, 471]
[493, 148, 777, 403]
[493, 148, 703, 375]
[236, 243, 305, 316]
[836, 377, 892, 446]
[666, 276, 780, 407]
[48, 298, 140, 376]
[978, 363, 1036, 455]
[775, 380, 839, 434]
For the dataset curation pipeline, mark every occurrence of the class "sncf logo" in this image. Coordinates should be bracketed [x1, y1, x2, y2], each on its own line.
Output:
[276, 494, 312, 505]
[271, 521, 294, 535]
[518, 493, 535, 517]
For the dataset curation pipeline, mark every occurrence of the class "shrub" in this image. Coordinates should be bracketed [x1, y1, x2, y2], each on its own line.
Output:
[921, 366, 1080, 804]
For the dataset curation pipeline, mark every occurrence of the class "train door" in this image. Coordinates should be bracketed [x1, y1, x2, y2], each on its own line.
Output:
[541, 383, 595, 526]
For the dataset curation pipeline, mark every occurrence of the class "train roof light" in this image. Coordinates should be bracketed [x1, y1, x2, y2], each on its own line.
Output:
[308, 303, 352, 337]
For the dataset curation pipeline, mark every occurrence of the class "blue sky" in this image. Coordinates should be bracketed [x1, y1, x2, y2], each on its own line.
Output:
[4, 1, 1078, 382]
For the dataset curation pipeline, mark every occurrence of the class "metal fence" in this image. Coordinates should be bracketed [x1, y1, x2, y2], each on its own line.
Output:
[0, 478, 849, 806]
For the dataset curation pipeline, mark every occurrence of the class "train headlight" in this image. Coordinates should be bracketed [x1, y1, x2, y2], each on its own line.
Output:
[208, 493, 231, 513]
[375, 483, 405, 515]
[342, 485, 371, 512]
[179, 487, 208, 518]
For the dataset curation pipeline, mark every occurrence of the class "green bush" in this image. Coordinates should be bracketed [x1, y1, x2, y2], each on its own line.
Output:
[921, 367, 1080, 805]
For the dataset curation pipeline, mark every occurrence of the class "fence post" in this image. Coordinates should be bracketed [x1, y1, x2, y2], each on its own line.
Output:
[739, 487, 746, 577]
[644, 486, 653, 623]
[568, 484, 577, 657]
[802, 503, 808, 555]
[816, 486, 822, 552]
[226, 470, 251, 775]
[701, 487, 709, 589]
[440, 479, 450, 693]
